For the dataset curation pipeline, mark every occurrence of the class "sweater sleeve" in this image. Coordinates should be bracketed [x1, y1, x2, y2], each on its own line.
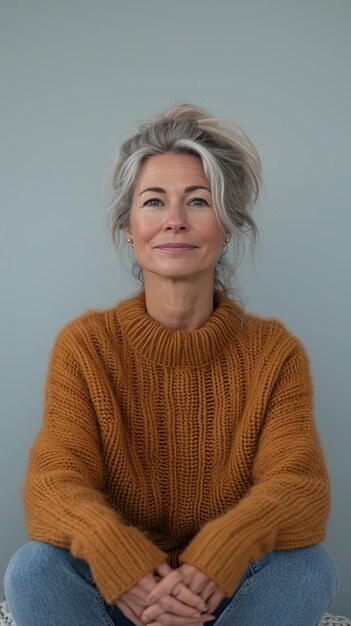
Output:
[23, 329, 166, 604]
[180, 339, 330, 597]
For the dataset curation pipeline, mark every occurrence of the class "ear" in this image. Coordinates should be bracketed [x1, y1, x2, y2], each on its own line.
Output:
[124, 224, 132, 240]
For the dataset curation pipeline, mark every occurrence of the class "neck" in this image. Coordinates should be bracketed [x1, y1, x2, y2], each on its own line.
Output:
[143, 275, 215, 331]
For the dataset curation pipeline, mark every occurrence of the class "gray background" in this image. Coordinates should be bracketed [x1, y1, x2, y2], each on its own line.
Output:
[1, 0, 350, 615]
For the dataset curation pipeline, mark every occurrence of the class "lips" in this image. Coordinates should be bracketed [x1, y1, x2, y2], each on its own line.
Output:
[155, 243, 197, 250]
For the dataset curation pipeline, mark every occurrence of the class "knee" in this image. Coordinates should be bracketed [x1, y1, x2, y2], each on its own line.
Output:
[285, 544, 340, 603]
[302, 544, 339, 599]
[4, 541, 61, 601]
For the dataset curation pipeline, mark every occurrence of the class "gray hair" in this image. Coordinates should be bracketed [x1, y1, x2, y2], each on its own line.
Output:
[108, 102, 262, 292]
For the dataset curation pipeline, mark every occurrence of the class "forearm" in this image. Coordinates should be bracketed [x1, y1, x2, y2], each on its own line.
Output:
[24, 445, 166, 603]
[180, 470, 329, 597]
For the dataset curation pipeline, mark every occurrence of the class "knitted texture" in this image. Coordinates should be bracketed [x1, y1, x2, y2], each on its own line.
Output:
[24, 292, 330, 604]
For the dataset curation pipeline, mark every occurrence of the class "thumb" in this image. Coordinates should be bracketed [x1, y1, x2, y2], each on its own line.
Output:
[156, 562, 173, 578]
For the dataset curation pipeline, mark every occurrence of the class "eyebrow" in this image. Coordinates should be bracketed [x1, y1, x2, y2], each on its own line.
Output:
[139, 185, 211, 196]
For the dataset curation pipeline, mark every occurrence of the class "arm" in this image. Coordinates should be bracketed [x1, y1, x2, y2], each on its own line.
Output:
[179, 341, 330, 597]
[23, 329, 166, 604]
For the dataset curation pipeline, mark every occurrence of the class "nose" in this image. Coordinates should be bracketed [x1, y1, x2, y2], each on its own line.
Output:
[164, 202, 189, 232]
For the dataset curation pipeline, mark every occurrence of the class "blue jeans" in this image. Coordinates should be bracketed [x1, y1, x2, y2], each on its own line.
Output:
[4, 541, 339, 626]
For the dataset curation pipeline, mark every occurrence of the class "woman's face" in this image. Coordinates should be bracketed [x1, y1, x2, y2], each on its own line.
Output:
[126, 152, 225, 285]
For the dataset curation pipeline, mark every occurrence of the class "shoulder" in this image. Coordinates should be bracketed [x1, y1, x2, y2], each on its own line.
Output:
[228, 298, 310, 366]
[49, 293, 142, 358]
[243, 308, 301, 343]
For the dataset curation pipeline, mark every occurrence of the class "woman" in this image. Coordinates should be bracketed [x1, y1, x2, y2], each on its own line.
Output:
[4, 103, 339, 626]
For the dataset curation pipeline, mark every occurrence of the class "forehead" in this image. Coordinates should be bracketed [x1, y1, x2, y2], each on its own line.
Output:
[135, 153, 209, 188]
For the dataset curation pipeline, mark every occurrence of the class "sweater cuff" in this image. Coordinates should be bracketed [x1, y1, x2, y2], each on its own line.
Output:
[180, 525, 254, 597]
[179, 494, 278, 597]
[71, 519, 166, 603]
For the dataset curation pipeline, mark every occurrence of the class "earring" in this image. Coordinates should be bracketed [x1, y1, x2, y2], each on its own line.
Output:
[127, 238, 134, 246]
[224, 237, 230, 244]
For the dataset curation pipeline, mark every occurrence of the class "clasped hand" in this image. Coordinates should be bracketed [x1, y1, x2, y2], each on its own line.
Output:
[116, 562, 225, 626]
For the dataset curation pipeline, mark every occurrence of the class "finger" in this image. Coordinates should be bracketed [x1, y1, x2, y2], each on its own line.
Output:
[147, 570, 183, 603]
[171, 581, 208, 612]
[159, 615, 215, 626]
[155, 565, 208, 611]
[148, 622, 206, 626]
[156, 562, 173, 577]
[147, 622, 208, 626]
[127, 573, 160, 606]
[125, 587, 154, 608]
[146, 613, 215, 626]
[148, 622, 203, 626]
[178, 565, 210, 594]
[198, 580, 218, 603]
[137, 572, 160, 593]
[207, 590, 225, 614]
[116, 599, 144, 626]
[142, 595, 207, 622]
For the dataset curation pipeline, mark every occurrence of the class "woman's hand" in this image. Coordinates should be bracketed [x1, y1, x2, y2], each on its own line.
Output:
[116, 571, 159, 626]
[116, 564, 215, 626]
[177, 563, 225, 614]
[141, 563, 221, 625]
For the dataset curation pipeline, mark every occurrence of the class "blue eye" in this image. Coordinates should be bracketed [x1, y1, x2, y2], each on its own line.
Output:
[144, 198, 162, 207]
[190, 198, 208, 207]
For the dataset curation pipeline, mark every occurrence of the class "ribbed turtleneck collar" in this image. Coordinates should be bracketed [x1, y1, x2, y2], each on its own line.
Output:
[116, 291, 245, 368]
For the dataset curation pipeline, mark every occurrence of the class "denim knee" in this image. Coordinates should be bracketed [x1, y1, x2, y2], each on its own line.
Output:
[271, 544, 340, 604]
[301, 544, 340, 600]
[4, 542, 117, 626]
[4, 541, 63, 602]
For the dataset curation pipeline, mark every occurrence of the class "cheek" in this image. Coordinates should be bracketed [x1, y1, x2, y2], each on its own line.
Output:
[132, 220, 162, 252]
[130, 216, 154, 241]
[203, 222, 224, 249]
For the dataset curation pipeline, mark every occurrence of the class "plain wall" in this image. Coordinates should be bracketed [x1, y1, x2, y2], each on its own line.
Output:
[1, 0, 350, 615]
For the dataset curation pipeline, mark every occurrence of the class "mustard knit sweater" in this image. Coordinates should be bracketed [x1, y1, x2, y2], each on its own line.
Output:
[24, 291, 330, 604]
